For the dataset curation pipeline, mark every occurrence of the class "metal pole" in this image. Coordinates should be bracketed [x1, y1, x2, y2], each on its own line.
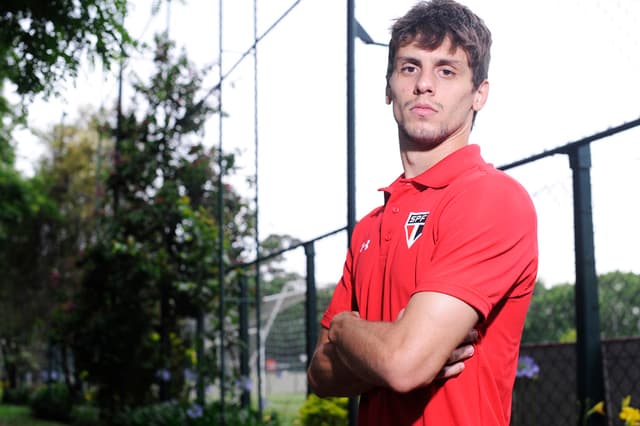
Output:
[196, 306, 205, 406]
[239, 276, 251, 408]
[252, 0, 263, 416]
[217, 0, 226, 422]
[569, 145, 605, 426]
[346, 0, 358, 424]
[346, 1, 356, 236]
[304, 242, 318, 396]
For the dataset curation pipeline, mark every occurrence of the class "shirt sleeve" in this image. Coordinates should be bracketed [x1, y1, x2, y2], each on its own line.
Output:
[321, 244, 355, 329]
[413, 171, 538, 320]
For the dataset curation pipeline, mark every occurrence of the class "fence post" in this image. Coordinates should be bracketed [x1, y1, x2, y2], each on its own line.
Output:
[304, 242, 318, 396]
[569, 144, 605, 425]
[239, 275, 251, 408]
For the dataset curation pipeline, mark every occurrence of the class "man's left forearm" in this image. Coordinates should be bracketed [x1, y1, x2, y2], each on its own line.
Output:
[328, 311, 394, 388]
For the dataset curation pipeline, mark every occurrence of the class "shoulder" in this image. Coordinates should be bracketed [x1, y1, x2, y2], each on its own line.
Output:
[434, 166, 537, 238]
[451, 165, 535, 212]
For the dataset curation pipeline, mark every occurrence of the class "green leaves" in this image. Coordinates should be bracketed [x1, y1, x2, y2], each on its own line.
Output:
[523, 271, 640, 343]
[0, 0, 131, 97]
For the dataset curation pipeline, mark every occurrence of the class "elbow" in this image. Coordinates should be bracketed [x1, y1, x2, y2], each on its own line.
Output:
[382, 351, 439, 393]
[307, 367, 331, 398]
[385, 372, 435, 394]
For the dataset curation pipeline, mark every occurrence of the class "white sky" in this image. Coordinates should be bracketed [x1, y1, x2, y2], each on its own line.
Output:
[15, 0, 640, 288]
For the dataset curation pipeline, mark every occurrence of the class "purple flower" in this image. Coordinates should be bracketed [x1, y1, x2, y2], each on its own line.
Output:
[516, 355, 540, 379]
[236, 376, 252, 392]
[40, 370, 60, 382]
[186, 403, 203, 419]
[184, 368, 198, 382]
[155, 368, 171, 382]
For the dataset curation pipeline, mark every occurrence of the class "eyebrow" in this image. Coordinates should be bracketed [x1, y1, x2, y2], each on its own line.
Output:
[395, 55, 465, 68]
[395, 55, 421, 66]
[434, 58, 465, 68]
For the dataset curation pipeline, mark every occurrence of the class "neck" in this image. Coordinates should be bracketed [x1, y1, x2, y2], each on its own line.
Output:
[399, 128, 471, 178]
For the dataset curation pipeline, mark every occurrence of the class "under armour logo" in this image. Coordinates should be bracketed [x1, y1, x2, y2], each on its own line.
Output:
[359, 239, 371, 253]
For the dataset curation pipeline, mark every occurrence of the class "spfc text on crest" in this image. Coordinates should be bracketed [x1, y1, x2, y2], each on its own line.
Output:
[404, 212, 429, 248]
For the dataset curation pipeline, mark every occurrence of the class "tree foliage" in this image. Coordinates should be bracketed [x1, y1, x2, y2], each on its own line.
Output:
[0, 0, 130, 97]
[1, 0, 135, 378]
[522, 271, 640, 343]
[0, 1, 310, 421]
[57, 34, 256, 419]
[2, 106, 114, 392]
[0, 0, 133, 178]
[0, 168, 57, 388]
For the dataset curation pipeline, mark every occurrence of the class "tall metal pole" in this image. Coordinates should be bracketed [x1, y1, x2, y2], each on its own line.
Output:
[239, 276, 251, 408]
[217, 0, 226, 423]
[346, 2, 356, 237]
[569, 145, 605, 426]
[252, 0, 264, 416]
[346, 1, 358, 425]
[304, 242, 318, 396]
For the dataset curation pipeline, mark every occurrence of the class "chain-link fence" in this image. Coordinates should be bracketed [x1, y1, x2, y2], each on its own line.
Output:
[512, 338, 640, 426]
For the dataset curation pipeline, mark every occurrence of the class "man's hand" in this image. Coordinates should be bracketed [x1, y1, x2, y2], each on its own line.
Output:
[437, 328, 478, 379]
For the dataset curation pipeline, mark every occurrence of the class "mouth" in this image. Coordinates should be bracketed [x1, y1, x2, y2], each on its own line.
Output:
[409, 103, 437, 117]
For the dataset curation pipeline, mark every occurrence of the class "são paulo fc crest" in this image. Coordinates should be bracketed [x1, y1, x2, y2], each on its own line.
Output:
[405, 212, 429, 248]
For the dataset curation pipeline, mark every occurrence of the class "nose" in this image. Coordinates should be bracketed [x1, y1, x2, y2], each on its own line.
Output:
[414, 71, 434, 95]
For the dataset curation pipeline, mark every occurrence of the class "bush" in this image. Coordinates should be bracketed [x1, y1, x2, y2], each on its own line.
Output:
[2, 385, 32, 405]
[298, 394, 348, 426]
[115, 400, 185, 426]
[71, 404, 102, 426]
[29, 382, 73, 422]
[114, 400, 281, 426]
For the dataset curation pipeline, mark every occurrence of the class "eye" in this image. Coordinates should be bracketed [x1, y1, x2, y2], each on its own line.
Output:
[438, 68, 456, 78]
[400, 64, 418, 74]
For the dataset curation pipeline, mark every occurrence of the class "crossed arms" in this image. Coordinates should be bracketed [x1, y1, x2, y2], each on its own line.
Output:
[307, 291, 479, 396]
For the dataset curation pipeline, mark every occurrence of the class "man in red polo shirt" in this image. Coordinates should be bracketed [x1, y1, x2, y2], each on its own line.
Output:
[307, 1, 538, 425]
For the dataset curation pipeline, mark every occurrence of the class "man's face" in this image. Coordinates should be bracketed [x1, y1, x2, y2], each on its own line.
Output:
[387, 37, 487, 149]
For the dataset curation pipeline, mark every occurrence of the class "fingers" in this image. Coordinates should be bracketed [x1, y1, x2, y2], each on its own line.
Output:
[446, 344, 474, 365]
[437, 330, 478, 381]
[438, 345, 474, 379]
[437, 361, 465, 380]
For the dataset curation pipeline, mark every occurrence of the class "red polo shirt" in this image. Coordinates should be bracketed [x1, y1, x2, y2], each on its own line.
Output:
[322, 144, 538, 425]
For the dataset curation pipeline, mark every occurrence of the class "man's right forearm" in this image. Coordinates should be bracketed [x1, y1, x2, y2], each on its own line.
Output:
[307, 335, 376, 397]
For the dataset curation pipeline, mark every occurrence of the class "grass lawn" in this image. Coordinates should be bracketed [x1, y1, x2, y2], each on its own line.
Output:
[0, 405, 65, 426]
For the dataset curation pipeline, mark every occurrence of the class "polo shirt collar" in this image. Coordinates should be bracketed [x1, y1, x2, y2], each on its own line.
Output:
[380, 144, 484, 197]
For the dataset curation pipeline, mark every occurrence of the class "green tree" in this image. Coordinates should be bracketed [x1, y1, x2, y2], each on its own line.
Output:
[0, 0, 130, 97]
[258, 233, 304, 296]
[522, 280, 575, 343]
[0, 0, 133, 162]
[0, 0, 135, 386]
[0, 107, 110, 392]
[62, 34, 254, 420]
[598, 271, 640, 338]
[522, 271, 640, 343]
[0, 170, 56, 389]
[39, 109, 112, 391]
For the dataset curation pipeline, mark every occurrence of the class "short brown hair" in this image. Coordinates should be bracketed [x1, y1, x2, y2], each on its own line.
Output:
[386, 0, 492, 89]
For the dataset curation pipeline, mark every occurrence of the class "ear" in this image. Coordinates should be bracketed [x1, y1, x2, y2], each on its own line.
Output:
[385, 85, 391, 105]
[472, 80, 489, 111]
